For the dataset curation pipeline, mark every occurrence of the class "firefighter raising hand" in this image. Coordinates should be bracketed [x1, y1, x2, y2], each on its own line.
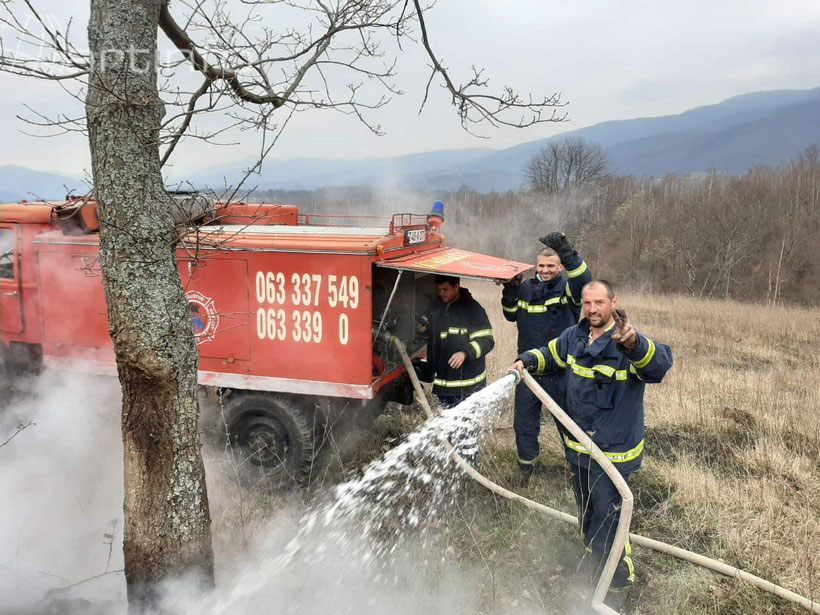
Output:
[612, 307, 637, 349]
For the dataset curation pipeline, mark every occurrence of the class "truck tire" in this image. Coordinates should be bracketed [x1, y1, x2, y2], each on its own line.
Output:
[222, 392, 315, 489]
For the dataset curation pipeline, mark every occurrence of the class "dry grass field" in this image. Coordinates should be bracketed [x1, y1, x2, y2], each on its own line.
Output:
[206, 285, 820, 614]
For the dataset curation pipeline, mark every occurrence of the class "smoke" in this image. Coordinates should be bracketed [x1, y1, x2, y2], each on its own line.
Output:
[0, 370, 126, 614]
[178, 378, 517, 615]
[160, 514, 483, 615]
[0, 371, 547, 615]
[250, 182, 577, 265]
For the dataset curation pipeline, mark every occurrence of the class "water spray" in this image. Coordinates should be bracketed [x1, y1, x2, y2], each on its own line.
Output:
[392, 337, 820, 614]
[391, 336, 625, 614]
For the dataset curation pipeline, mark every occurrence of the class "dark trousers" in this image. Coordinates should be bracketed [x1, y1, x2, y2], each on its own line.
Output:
[513, 374, 563, 464]
[436, 379, 485, 410]
[570, 462, 635, 589]
[436, 395, 460, 409]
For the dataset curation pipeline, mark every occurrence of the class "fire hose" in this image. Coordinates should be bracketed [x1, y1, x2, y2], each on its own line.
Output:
[390, 336, 820, 614]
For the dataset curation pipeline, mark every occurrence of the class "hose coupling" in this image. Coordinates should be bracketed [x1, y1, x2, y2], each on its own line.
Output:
[506, 368, 522, 385]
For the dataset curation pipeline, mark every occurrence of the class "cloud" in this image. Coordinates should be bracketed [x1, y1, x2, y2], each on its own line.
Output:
[2, 0, 820, 178]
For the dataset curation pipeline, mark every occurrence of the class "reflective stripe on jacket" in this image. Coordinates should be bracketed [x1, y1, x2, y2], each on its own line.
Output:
[501, 252, 591, 353]
[425, 288, 494, 398]
[519, 319, 673, 470]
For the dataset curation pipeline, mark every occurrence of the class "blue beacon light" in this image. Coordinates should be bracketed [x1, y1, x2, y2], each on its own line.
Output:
[428, 200, 445, 230]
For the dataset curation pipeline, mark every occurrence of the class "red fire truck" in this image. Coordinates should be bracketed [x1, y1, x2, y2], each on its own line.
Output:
[0, 197, 531, 484]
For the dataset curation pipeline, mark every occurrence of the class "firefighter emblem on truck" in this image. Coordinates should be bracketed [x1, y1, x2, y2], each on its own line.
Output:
[186, 290, 220, 344]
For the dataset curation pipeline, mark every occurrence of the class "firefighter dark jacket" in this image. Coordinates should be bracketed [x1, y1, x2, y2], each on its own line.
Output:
[419, 288, 494, 399]
[501, 252, 591, 353]
[518, 319, 673, 471]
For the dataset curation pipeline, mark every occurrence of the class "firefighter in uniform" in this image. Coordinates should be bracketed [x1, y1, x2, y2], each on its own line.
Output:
[512, 280, 673, 610]
[501, 232, 591, 479]
[416, 275, 495, 408]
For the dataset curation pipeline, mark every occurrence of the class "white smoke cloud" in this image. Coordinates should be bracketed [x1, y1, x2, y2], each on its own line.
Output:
[0, 371, 126, 613]
[0, 371, 546, 615]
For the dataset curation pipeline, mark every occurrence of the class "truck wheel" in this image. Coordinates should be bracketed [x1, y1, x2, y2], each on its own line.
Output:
[222, 392, 314, 489]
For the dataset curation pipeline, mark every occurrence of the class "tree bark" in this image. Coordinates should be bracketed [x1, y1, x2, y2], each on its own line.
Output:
[86, 1, 214, 611]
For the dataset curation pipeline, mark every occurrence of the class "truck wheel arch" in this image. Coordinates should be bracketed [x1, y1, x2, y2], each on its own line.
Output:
[221, 391, 315, 488]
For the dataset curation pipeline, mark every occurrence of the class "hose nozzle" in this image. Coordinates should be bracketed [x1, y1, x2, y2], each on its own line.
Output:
[506, 368, 522, 385]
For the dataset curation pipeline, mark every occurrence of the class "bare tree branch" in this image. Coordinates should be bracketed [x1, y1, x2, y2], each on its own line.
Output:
[411, 0, 566, 134]
[160, 77, 213, 167]
[0, 421, 34, 449]
[159, 2, 287, 107]
[1, 0, 569, 196]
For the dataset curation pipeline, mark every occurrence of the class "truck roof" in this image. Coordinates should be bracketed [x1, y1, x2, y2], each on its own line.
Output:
[3, 199, 426, 255]
[30, 224, 420, 255]
[189, 224, 404, 254]
[6, 199, 532, 280]
[0, 203, 54, 223]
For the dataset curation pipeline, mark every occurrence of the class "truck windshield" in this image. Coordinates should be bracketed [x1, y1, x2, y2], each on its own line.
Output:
[0, 228, 13, 279]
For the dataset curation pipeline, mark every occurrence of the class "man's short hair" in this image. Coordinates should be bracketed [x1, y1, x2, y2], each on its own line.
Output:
[582, 279, 616, 300]
[434, 274, 460, 286]
[537, 247, 559, 259]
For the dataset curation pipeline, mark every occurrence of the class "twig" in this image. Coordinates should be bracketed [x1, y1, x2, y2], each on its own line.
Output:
[41, 569, 124, 600]
[0, 421, 34, 449]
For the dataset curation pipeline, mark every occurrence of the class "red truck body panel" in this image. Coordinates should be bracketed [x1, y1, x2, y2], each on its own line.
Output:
[1, 200, 532, 400]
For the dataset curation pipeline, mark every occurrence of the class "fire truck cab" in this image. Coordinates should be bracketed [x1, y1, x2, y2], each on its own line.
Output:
[0, 197, 531, 485]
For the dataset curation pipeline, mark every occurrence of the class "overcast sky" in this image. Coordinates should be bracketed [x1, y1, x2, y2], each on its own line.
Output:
[2, 0, 820, 179]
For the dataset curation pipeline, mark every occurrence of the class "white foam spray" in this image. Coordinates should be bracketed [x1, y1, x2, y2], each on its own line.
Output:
[173, 375, 517, 615]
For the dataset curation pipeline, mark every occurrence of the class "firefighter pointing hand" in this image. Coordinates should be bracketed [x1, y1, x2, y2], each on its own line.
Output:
[612, 307, 637, 349]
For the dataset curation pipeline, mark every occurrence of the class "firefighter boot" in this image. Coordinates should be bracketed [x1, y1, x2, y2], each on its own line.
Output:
[604, 585, 631, 613]
[603, 556, 634, 613]
[516, 461, 535, 486]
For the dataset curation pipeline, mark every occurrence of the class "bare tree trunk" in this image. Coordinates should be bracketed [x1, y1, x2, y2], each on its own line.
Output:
[773, 233, 787, 306]
[86, 1, 214, 611]
[766, 261, 773, 305]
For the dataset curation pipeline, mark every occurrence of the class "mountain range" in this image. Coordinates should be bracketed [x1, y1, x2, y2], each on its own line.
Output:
[0, 166, 86, 203]
[3, 86, 820, 199]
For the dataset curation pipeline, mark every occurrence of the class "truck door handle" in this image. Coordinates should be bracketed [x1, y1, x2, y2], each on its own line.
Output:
[2, 291, 18, 297]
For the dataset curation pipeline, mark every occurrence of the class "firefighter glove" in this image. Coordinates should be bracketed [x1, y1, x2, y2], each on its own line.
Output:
[502, 273, 523, 289]
[501, 276, 521, 303]
[539, 232, 576, 263]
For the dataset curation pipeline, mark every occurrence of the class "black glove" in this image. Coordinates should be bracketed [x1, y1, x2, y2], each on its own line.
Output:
[539, 232, 576, 263]
[501, 274, 521, 302]
[502, 273, 523, 289]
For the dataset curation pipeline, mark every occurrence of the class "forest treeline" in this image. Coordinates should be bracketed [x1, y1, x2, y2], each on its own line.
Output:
[255, 142, 820, 305]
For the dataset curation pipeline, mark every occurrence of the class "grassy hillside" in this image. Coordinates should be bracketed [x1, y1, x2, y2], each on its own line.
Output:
[206, 288, 819, 614]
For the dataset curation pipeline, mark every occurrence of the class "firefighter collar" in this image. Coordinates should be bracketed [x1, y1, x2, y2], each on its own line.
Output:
[534, 273, 562, 287]
[579, 319, 616, 357]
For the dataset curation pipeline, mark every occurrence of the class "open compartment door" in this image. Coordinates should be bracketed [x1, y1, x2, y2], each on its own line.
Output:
[376, 247, 532, 282]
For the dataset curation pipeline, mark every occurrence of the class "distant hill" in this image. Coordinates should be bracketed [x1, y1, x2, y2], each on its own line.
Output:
[171, 147, 497, 193]
[5, 87, 820, 199]
[191, 86, 820, 192]
[421, 87, 820, 190]
[0, 166, 85, 202]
